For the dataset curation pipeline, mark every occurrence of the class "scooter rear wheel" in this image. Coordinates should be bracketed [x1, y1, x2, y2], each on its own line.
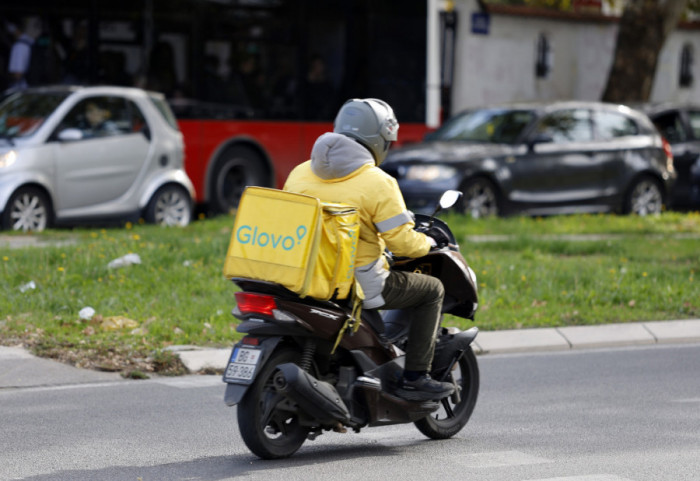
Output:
[414, 347, 480, 439]
[237, 348, 310, 459]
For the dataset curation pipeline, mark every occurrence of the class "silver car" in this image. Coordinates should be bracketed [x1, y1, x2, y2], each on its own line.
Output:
[0, 86, 194, 231]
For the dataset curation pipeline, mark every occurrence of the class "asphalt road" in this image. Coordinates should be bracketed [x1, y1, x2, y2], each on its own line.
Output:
[1, 343, 699, 481]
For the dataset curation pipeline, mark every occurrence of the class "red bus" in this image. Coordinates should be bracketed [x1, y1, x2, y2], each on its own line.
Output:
[1, 0, 436, 213]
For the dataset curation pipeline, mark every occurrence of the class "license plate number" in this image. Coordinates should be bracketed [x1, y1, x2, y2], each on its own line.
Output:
[224, 347, 262, 381]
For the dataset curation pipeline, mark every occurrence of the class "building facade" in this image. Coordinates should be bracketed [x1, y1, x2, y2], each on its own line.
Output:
[449, 0, 700, 111]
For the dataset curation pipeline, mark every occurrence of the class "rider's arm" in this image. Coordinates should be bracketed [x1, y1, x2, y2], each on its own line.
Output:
[373, 176, 432, 258]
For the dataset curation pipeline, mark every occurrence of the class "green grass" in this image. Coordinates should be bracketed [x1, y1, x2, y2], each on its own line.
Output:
[1, 212, 699, 372]
[444, 212, 700, 329]
[1, 218, 237, 373]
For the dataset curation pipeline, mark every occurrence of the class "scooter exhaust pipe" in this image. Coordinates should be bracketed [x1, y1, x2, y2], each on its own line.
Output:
[273, 363, 352, 426]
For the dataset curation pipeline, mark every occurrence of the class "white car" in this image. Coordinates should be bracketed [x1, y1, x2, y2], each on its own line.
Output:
[0, 86, 195, 231]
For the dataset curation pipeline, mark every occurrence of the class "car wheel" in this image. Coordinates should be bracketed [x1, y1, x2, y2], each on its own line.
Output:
[210, 145, 267, 214]
[2, 187, 52, 232]
[459, 177, 500, 218]
[624, 176, 663, 216]
[144, 185, 192, 227]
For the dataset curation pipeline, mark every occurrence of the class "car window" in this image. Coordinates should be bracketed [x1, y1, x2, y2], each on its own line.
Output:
[128, 101, 148, 134]
[687, 110, 700, 140]
[651, 111, 687, 143]
[431, 109, 535, 144]
[59, 96, 132, 139]
[594, 111, 638, 139]
[0, 91, 70, 139]
[536, 109, 593, 144]
[149, 94, 180, 131]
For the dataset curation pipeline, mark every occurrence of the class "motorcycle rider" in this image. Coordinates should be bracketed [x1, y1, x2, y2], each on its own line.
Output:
[283, 98, 454, 402]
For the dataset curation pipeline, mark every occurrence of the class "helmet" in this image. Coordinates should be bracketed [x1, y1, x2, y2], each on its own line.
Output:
[333, 98, 399, 165]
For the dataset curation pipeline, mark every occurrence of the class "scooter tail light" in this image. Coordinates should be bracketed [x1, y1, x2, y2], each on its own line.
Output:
[234, 292, 277, 317]
[241, 336, 260, 346]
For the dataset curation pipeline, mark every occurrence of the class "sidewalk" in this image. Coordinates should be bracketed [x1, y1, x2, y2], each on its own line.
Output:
[172, 318, 700, 373]
[2, 319, 699, 386]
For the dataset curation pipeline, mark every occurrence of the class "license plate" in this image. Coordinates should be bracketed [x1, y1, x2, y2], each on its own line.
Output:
[224, 346, 262, 382]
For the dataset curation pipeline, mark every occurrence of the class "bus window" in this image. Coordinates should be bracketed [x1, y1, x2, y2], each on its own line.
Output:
[1, 0, 429, 213]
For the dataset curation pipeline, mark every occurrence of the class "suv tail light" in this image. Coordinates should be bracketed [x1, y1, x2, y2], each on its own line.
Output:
[661, 137, 675, 173]
[234, 292, 277, 317]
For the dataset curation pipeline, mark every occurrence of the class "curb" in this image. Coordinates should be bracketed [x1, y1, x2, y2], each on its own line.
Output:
[173, 319, 700, 373]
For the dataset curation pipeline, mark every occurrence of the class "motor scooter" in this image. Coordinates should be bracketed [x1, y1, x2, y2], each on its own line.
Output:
[222, 190, 480, 459]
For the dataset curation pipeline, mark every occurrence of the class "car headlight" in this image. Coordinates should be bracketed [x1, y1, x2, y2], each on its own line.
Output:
[0, 150, 17, 168]
[403, 164, 457, 182]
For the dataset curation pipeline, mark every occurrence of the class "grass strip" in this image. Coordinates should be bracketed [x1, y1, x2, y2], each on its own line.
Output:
[1, 211, 698, 373]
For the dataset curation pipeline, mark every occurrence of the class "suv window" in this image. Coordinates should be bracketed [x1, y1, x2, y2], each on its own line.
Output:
[537, 109, 593, 143]
[651, 111, 687, 143]
[432, 109, 535, 144]
[595, 111, 638, 139]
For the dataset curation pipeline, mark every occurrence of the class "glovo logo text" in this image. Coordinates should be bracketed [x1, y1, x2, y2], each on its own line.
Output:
[236, 224, 307, 251]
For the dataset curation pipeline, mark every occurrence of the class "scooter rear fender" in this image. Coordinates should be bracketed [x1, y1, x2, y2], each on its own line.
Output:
[223, 336, 282, 406]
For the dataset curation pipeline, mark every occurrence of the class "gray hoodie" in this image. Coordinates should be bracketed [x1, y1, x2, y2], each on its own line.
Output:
[310, 132, 374, 180]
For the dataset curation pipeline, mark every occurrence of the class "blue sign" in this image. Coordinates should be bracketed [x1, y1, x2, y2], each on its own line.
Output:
[471, 12, 490, 35]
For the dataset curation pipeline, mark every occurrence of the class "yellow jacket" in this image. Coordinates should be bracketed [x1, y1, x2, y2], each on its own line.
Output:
[284, 132, 431, 308]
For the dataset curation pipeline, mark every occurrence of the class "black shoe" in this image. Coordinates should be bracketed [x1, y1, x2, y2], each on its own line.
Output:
[395, 374, 455, 401]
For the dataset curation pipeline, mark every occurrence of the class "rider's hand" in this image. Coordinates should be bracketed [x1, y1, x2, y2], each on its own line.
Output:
[425, 225, 450, 249]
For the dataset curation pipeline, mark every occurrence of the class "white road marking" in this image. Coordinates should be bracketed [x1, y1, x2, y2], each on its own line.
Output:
[524, 476, 634, 481]
[152, 376, 223, 388]
[0, 376, 223, 394]
[0, 381, 126, 393]
[453, 450, 552, 468]
[672, 398, 700, 404]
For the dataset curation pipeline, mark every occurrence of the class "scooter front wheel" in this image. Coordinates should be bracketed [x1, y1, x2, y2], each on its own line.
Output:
[414, 347, 480, 439]
[237, 348, 309, 459]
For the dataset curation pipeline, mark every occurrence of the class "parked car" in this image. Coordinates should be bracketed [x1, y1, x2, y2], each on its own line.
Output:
[642, 103, 700, 209]
[0, 86, 195, 232]
[382, 102, 676, 217]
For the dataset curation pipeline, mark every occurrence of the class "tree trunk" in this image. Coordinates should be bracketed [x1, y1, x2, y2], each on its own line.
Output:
[602, 0, 688, 103]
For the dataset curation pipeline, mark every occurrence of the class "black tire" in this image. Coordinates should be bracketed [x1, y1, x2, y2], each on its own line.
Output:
[459, 177, 500, 218]
[2, 186, 52, 232]
[415, 347, 480, 440]
[144, 184, 192, 226]
[624, 176, 663, 216]
[210, 145, 267, 214]
[237, 349, 309, 459]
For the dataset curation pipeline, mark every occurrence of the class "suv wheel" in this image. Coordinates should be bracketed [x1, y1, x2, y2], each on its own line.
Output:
[625, 177, 663, 216]
[459, 178, 500, 218]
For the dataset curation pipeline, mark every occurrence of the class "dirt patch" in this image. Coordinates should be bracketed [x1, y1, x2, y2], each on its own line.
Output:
[1, 331, 188, 378]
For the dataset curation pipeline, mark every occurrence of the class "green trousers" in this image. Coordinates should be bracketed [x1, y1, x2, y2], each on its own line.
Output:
[380, 270, 445, 372]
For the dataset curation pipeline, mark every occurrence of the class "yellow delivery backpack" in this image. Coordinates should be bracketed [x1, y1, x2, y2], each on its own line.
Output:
[223, 186, 360, 301]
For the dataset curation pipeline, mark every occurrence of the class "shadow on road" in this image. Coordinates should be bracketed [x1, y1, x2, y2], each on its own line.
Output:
[15, 441, 428, 480]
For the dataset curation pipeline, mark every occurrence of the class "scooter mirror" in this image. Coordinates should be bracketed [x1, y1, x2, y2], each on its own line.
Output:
[439, 190, 462, 210]
[428, 190, 463, 226]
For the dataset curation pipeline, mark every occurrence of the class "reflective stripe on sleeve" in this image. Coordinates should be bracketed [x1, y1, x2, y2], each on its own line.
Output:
[375, 210, 413, 233]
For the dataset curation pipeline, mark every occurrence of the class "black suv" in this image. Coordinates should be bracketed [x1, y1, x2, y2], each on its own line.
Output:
[382, 102, 676, 217]
[643, 104, 700, 209]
